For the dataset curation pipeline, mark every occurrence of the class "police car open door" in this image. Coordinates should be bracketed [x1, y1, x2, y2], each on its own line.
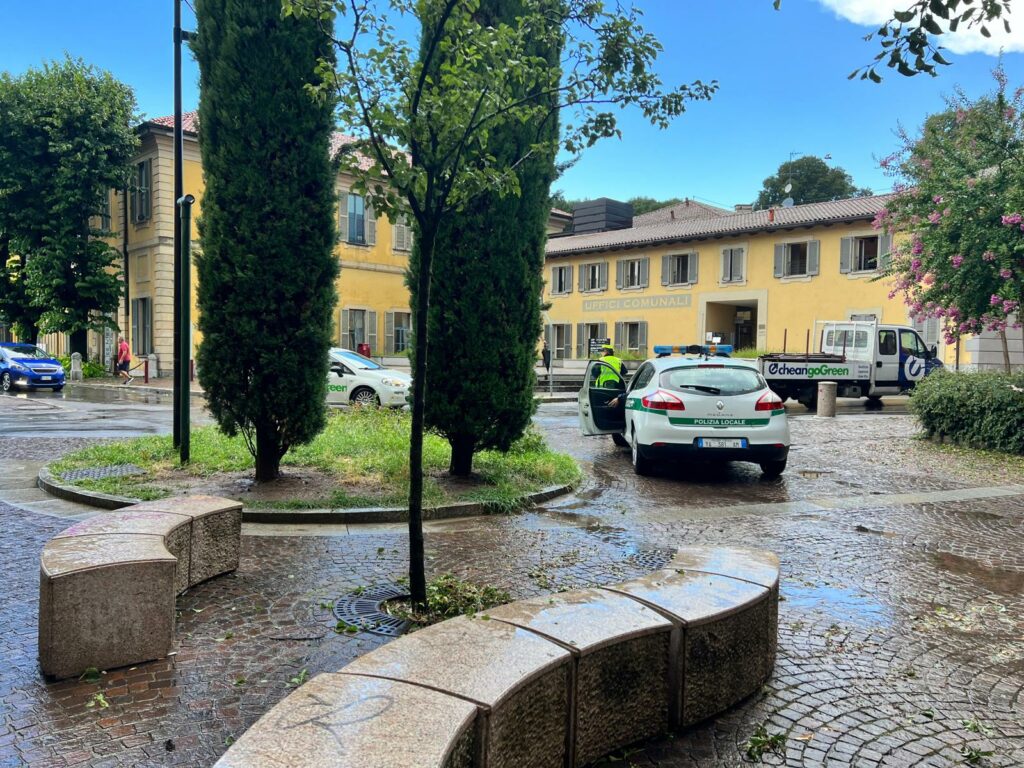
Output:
[579, 361, 626, 436]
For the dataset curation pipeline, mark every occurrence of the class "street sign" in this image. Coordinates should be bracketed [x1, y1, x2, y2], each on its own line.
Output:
[588, 337, 611, 356]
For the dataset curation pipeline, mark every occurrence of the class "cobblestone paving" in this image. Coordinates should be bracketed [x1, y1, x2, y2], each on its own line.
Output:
[2, 410, 1024, 767]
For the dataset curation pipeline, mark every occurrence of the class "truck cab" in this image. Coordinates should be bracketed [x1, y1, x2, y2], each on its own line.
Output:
[758, 321, 943, 409]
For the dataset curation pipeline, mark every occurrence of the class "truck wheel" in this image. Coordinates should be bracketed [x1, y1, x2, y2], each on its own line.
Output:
[631, 430, 654, 476]
[760, 459, 787, 477]
[611, 432, 629, 448]
[798, 391, 817, 411]
[866, 395, 883, 407]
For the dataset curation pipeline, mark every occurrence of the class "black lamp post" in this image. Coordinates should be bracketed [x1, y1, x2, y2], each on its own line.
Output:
[173, 0, 194, 456]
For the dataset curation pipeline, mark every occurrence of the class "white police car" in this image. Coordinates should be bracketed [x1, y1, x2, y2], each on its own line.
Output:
[327, 348, 410, 407]
[578, 344, 790, 476]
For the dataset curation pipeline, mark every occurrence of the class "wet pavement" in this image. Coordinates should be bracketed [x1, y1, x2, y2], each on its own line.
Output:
[1, 398, 1023, 766]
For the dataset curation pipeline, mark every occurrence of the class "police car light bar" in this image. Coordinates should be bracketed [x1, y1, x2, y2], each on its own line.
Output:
[653, 344, 734, 355]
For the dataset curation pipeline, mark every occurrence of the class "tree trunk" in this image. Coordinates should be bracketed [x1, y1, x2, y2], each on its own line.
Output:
[449, 435, 475, 476]
[1000, 329, 1011, 373]
[70, 329, 88, 361]
[254, 424, 282, 482]
[407, 230, 433, 606]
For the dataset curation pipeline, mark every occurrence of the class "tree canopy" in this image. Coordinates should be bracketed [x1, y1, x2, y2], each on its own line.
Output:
[0, 57, 137, 351]
[754, 156, 873, 209]
[877, 69, 1023, 368]
[193, 0, 339, 480]
[285, 0, 716, 602]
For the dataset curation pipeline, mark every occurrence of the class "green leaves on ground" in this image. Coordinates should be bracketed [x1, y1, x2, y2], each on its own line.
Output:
[743, 723, 786, 762]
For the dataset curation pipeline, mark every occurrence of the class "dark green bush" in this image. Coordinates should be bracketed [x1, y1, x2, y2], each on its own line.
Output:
[910, 370, 1024, 454]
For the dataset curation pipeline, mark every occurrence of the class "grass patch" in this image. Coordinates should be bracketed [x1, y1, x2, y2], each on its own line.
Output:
[51, 408, 581, 510]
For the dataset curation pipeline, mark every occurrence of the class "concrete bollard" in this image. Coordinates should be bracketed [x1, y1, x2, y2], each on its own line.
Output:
[816, 381, 837, 417]
[69, 352, 83, 382]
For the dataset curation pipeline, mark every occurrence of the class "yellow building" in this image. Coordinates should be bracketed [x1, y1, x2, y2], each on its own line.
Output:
[543, 196, 971, 364]
[76, 112, 571, 374]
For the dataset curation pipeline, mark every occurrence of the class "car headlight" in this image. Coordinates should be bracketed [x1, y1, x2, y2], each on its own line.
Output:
[10, 360, 29, 372]
[381, 377, 409, 388]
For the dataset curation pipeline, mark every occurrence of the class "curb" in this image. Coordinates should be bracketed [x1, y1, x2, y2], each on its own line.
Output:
[36, 467, 573, 523]
[37, 467, 136, 510]
[70, 381, 205, 397]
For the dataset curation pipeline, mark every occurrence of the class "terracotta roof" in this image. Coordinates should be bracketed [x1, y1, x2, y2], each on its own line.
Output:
[632, 198, 732, 227]
[145, 112, 374, 169]
[148, 111, 199, 135]
[546, 195, 893, 257]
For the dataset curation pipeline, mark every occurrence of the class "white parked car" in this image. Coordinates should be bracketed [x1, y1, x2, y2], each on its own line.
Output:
[328, 348, 410, 407]
[579, 348, 791, 476]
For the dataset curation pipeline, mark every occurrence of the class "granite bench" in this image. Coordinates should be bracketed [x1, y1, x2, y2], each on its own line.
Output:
[216, 546, 778, 768]
[38, 495, 242, 679]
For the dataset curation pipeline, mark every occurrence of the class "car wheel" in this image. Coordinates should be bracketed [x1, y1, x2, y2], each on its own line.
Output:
[1, 372, 12, 392]
[351, 387, 380, 407]
[630, 429, 654, 476]
[759, 459, 787, 478]
[611, 432, 629, 448]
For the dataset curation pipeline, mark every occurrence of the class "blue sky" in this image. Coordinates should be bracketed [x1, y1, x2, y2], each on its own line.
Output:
[2, 1, 1021, 209]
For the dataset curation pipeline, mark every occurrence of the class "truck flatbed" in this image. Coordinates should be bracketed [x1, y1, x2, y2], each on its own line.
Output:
[759, 352, 847, 364]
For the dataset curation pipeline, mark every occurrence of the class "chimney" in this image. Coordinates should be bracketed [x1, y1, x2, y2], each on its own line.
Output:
[670, 210, 675, 220]
[768, 208, 775, 223]
[570, 198, 634, 234]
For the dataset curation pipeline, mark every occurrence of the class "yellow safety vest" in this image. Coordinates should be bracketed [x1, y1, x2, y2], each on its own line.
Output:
[596, 355, 624, 387]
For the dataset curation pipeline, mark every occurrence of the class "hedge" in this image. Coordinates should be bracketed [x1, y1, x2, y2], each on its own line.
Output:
[910, 370, 1024, 454]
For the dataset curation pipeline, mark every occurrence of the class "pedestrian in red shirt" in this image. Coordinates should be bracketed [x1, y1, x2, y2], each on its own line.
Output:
[116, 336, 133, 385]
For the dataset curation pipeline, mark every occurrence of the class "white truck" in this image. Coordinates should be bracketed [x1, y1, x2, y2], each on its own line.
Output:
[756, 320, 944, 409]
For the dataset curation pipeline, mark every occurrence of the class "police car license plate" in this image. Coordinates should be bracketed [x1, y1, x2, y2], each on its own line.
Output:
[698, 438, 747, 449]
[41, 376, 51, 381]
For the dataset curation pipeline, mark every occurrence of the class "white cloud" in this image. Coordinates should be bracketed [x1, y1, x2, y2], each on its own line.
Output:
[816, 0, 1024, 55]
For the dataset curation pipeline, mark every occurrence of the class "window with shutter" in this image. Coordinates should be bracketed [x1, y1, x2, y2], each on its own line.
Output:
[366, 203, 377, 245]
[367, 311, 378, 353]
[393, 312, 412, 353]
[132, 160, 151, 223]
[721, 248, 744, 283]
[665, 253, 693, 286]
[852, 236, 879, 271]
[619, 258, 647, 289]
[551, 265, 573, 295]
[346, 194, 366, 244]
[781, 242, 812, 277]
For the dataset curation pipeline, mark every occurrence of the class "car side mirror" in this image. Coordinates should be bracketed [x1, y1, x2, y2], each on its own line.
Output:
[928, 344, 937, 360]
[330, 364, 344, 375]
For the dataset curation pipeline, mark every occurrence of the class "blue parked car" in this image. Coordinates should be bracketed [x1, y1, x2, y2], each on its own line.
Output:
[0, 342, 66, 392]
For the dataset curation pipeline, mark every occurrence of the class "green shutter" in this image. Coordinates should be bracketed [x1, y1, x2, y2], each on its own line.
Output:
[687, 252, 698, 284]
[385, 312, 395, 354]
[807, 240, 820, 276]
[339, 192, 349, 243]
[340, 309, 350, 346]
[773, 244, 785, 277]
[639, 257, 649, 288]
[366, 202, 376, 245]
[879, 233, 893, 270]
[615, 260, 624, 289]
[576, 323, 584, 358]
[661, 255, 670, 286]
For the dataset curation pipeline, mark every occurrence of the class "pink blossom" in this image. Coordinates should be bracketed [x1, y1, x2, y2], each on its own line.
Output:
[1007, 108, 1017, 120]
[912, 240, 924, 256]
[928, 210, 942, 224]
[1001, 213, 1022, 226]
[983, 250, 996, 262]
[1000, 268, 1013, 279]
[943, 207, 951, 217]
[991, 294, 1003, 306]
[933, 195, 944, 204]
[923, 272, 935, 286]
[1003, 300, 1020, 314]
[911, 258, 922, 271]
[951, 255, 964, 268]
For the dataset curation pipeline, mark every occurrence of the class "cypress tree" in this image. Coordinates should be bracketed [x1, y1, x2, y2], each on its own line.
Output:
[416, 0, 562, 476]
[193, 0, 338, 481]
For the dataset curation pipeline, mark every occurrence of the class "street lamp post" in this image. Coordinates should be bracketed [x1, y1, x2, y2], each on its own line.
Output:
[173, 0, 194, 450]
[177, 194, 196, 464]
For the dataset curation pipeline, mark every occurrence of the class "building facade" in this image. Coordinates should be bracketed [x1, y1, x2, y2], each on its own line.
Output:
[93, 112, 571, 374]
[543, 196, 959, 363]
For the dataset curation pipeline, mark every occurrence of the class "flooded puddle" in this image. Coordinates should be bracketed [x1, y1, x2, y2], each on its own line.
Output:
[783, 583, 892, 628]
[933, 551, 1024, 595]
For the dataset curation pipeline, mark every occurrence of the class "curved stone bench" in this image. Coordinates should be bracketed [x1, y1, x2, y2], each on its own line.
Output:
[38, 495, 242, 679]
[216, 546, 778, 768]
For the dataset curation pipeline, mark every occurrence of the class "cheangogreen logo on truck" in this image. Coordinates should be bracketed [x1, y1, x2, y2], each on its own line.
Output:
[766, 362, 851, 379]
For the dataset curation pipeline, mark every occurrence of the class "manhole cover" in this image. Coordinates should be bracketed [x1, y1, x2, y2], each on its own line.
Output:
[333, 583, 410, 637]
[61, 464, 147, 482]
[626, 548, 674, 572]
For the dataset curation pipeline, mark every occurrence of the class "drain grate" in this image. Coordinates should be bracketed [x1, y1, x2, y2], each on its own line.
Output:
[626, 548, 675, 572]
[61, 464, 147, 482]
[332, 583, 410, 637]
